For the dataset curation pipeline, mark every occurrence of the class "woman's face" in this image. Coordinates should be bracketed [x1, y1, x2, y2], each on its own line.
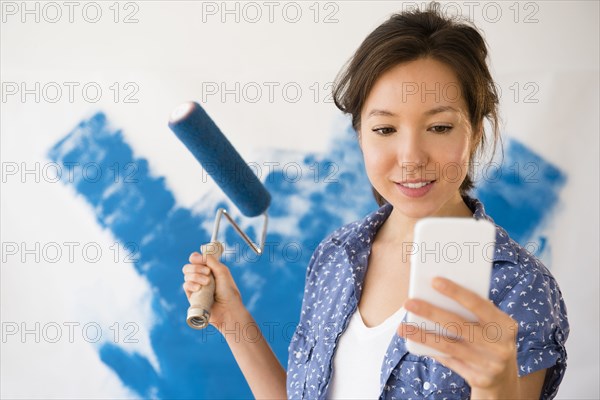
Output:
[359, 57, 475, 218]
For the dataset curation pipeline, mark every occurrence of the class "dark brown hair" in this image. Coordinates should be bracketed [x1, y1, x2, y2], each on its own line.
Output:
[332, 2, 501, 206]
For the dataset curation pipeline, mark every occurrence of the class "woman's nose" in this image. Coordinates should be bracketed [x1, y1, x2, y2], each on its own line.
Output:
[395, 131, 429, 172]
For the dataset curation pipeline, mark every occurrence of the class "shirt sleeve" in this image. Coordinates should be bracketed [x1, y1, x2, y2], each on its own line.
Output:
[495, 261, 569, 399]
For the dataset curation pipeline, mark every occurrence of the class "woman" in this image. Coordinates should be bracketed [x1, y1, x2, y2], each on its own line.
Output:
[182, 4, 569, 399]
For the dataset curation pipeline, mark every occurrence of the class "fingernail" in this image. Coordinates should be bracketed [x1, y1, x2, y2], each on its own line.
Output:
[405, 299, 420, 312]
[432, 278, 447, 290]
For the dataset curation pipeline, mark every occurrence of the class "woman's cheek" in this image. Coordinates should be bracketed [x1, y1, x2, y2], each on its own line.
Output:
[364, 155, 384, 184]
[438, 147, 470, 185]
[363, 150, 391, 188]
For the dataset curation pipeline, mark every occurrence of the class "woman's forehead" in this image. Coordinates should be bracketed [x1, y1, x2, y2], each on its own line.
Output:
[375, 59, 461, 93]
[362, 87, 468, 119]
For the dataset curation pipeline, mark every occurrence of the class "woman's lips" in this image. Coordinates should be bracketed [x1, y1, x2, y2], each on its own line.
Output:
[395, 180, 436, 198]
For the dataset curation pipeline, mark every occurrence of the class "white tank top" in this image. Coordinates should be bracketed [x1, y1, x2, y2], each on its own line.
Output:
[326, 306, 406, 399]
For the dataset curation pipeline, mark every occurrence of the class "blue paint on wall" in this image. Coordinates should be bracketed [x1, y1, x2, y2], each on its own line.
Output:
[48, 114, 565, 398]
[474, 139, 567, 256]
[48, 113, 376, 399]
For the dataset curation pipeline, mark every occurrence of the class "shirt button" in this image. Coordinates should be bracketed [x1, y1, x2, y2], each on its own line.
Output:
[423, 381, 431, 390]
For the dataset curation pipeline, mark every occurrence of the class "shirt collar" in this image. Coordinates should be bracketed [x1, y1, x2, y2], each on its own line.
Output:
[339, 194, 518, 266]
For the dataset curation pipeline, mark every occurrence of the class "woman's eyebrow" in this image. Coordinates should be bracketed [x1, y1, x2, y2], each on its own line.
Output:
[366, 109, 397, 119]
[424, 105, 459, 116]
[366, 106, 458, 119]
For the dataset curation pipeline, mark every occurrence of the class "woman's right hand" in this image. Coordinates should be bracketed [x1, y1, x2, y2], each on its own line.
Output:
[182, 250, 244, 329]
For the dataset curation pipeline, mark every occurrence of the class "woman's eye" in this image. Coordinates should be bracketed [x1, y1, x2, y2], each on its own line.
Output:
[429, 125, 453, 134]
[372, 127, 395, 135]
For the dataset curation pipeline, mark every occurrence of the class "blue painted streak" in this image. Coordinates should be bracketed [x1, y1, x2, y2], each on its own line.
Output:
[475, 138, 567, 255]
[48, 113, 376, 399]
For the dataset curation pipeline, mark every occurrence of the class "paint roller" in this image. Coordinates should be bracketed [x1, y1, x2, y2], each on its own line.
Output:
[168, 101, 271, 330]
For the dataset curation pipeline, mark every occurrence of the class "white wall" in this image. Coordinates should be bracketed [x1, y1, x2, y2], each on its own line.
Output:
[1, 1, 598, 398]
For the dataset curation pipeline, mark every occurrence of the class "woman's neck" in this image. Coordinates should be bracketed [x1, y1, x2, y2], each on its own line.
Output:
[376, 193, 473, 246]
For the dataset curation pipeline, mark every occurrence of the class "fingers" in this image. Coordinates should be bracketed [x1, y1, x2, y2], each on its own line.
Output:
[183, 250, 232, 295]
[196, 250, 233, 282]
[181, 262, 211, 275]
[397, 318, 516, 385]
[182, 254, 214, 295]
[404, 298, 469, 328]
[431, 277, 508, 326]
[183, 270, 211, 284]
[182, 270, 211, 293]
[398, 276, 520, 386]
[188, 251, 208, 265]
[402, 298, 488, 355]
[187, 251, 227, 277]
[397, 321, 488, 365]
[398, 277, 521, 391]
[403, 279, 517, 345]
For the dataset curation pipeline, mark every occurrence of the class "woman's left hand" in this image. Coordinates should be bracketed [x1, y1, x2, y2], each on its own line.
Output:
[397, 276, 520, 398]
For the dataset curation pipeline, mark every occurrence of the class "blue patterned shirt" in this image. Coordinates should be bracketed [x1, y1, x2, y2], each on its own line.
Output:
[287, 195, 569, 399]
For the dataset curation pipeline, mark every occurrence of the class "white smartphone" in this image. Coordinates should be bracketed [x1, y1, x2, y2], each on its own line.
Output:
[405, 217, 496, 357]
